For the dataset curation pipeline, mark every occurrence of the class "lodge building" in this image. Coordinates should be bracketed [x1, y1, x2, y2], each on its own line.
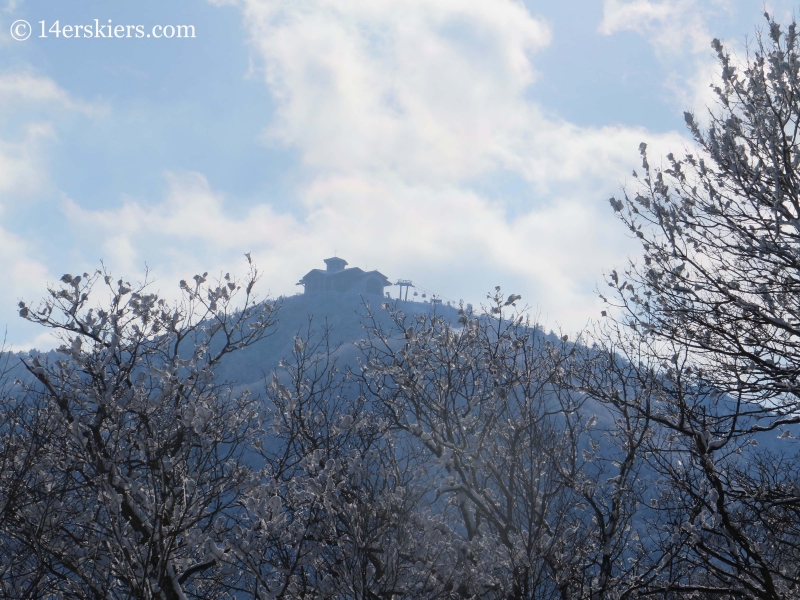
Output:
[297, 257, 391, 296]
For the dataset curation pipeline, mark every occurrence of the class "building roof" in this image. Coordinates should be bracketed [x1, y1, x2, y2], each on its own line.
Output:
[297, 267, 391, 285]
[323, 257, 348, 271]
[296, 258, 391, 289]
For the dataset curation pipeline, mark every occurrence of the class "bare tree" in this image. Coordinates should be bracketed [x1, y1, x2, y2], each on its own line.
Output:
[358, 292, 650, 600]
[237, 318, 465, 599]
[12, 17, 800, 599]
[1, 265, 276, 599]
[600, 13, 800, 598]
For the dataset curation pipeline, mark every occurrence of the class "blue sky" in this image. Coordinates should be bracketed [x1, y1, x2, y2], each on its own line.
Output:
[0, 0, 794, 349]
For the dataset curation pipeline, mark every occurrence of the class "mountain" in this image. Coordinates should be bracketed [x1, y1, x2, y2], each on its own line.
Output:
[213, 292, 463, 389]
[0, 292, 464, 393]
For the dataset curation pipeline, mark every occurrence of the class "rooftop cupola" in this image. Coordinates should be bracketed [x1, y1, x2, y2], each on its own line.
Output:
[324, 257, 348, 273]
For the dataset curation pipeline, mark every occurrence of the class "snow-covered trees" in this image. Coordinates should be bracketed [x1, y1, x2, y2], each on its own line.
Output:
[358, 291, 651, 599]
[6, 12, 800, 600]
[360, 293, 578, 598]
[1, 267, 276, 598]
[235, 320, 460, 598]
[0, 274, 643, 600]
[599, 13, 800, 598]
[0, 270, 490, 599]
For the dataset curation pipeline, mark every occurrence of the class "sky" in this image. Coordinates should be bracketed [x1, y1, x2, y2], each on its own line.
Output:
[0, 0, 796, 350]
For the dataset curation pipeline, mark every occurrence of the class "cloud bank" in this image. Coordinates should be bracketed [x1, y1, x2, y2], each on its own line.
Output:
[3, 0, 719, 349]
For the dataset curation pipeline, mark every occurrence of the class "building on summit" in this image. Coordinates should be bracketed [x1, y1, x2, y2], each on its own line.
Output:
[297, 257, 391, 296]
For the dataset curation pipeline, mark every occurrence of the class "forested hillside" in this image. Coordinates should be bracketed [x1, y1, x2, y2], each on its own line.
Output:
[212, 292, 463, 390]
[3, 12, 800, 600]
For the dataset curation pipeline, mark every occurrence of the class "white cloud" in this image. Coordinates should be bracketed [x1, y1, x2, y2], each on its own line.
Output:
[63, 128, 681, 336]
[600, 0, 716, 53]
[0, 122, 54, 197]
[600, 0, 729, 113]
[0, 211, 53, 350]
[1, 1, 22, 12]
[63, 171, 307, 285]
[241, 0, 552, 182]
[0, 121, 57, 350]
[3, 0, 701, 348]
[0, 225, 49, 299]
[0, 72, 100, 349]
[228, 0, 688, 324]
[0, 71, 103, 200]
[0, 72, 101, 115]
[234, 0, 689, 190]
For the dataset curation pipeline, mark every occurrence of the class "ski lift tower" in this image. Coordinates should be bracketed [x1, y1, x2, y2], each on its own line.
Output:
[394, 279, 415, 301]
